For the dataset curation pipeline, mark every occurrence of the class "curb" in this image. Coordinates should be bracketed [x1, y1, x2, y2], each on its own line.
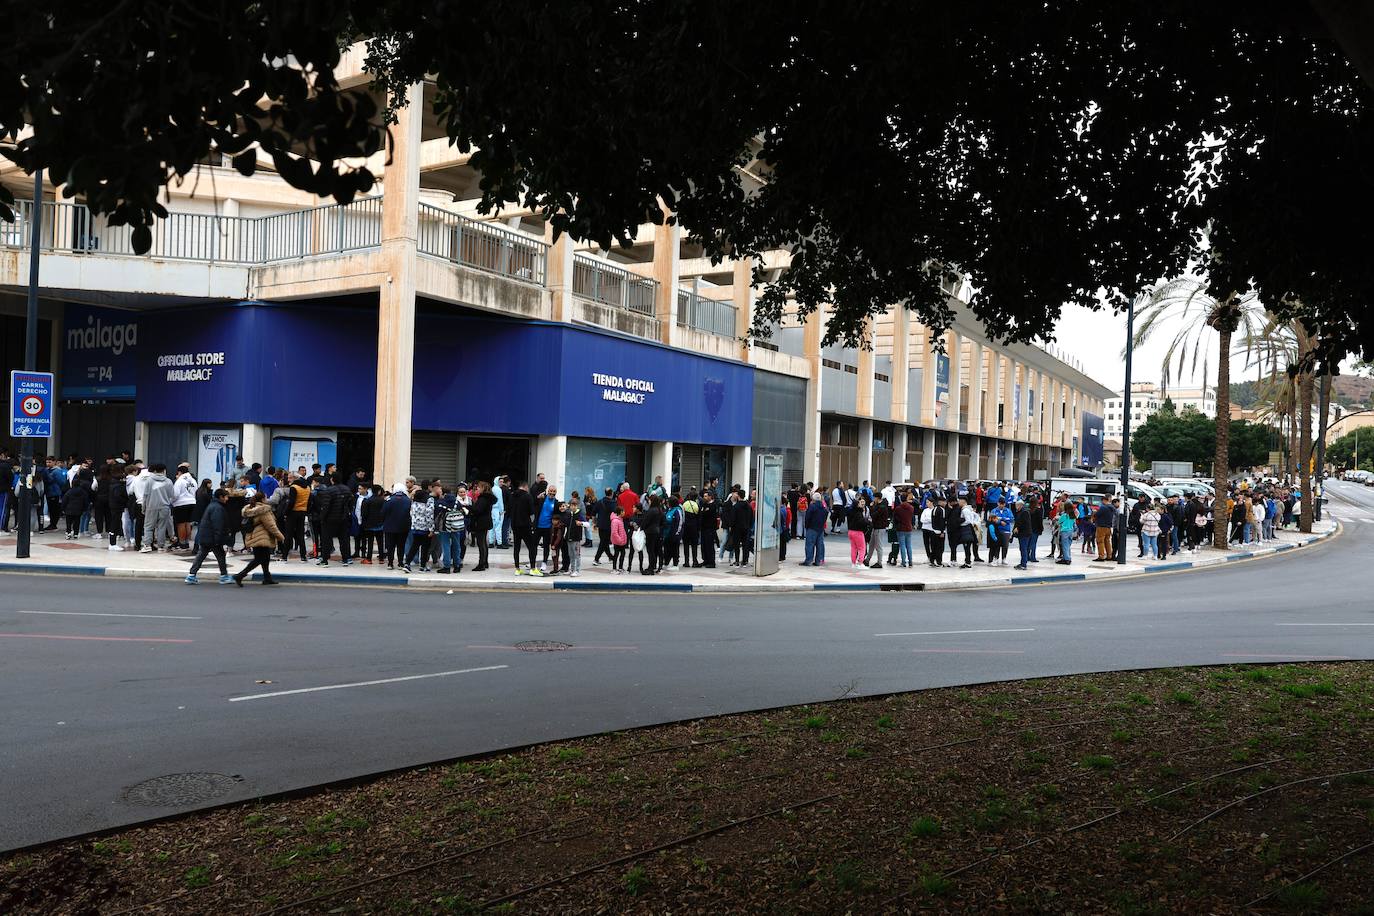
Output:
[0, 524, 1339, 594]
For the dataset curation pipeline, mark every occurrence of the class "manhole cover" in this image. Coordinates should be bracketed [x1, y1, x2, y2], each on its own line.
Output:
[514, 640, 573, 652]
[120, 773, 242, 807]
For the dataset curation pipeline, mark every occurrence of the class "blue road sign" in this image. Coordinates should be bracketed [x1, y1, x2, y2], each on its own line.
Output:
[10, 370, 54, 439]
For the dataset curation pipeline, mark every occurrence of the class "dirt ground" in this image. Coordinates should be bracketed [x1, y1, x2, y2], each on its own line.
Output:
[4, 662, 1372, 915]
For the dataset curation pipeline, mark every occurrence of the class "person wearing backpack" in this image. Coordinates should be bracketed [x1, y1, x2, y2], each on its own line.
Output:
[661, 496, 683, 569]
[435, 484, 467, 574]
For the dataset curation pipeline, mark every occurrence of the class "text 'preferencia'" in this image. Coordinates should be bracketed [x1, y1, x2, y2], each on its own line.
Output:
[157, 351, 226, 382]
[591, 372, 655, 405]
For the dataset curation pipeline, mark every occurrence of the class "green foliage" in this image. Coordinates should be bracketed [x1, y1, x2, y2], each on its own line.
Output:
[1229, 380, 1261, 408]
[623, 865, 649, 897]
[5, 5, 1373, 353]
[1131, 405, 1272, 471]
[907, 816, 941, 838]
[1080, 754, 1117, 771]
[1328, 427, 1374, 471]
[183, 865, 211, 889]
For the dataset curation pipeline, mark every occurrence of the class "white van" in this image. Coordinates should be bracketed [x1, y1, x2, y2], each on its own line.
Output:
[1157, 477, 1214, 496]
[1048, 477, 1165, 509]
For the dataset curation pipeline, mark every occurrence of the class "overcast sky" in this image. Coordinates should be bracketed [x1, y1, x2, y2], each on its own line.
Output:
[1053, 301, 1245, 395]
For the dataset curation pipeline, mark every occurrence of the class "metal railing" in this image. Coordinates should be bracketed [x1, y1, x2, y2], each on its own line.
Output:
[572, 255, 657, 315]
[255, 196, 382, 262]
[1, 196, 385, 264]
[417, 203, 548, 285]
[676, 288, 738, 338]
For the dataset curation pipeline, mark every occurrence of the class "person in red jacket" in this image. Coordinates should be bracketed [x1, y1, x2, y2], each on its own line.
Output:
[616, 482, 639, 519]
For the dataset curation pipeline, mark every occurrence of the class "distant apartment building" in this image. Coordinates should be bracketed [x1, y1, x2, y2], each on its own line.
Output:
[1104, 382, 1216, 441]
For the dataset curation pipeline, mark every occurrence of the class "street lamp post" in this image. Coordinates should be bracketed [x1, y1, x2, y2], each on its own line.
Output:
[15, 168, 42, 559]
[1117, 294, 1137, 565]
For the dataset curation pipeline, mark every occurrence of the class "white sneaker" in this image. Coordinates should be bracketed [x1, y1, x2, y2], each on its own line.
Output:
[570, 571, 579, 577]
[108, 544, 124, 552]
[140, 546, 153, 553]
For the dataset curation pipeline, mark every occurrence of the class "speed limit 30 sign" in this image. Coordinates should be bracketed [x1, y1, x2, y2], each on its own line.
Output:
[9, 370, 54, 439]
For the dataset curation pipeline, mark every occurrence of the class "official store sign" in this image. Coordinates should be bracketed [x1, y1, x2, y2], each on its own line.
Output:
[157, 351, 227, 382]
[592, 372, 656, 405]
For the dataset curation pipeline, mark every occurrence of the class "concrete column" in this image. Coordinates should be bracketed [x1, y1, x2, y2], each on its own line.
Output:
[732, 259, 753, 359]
[1003, 439, 1016, 480]
[535, 435, 568, 495]
[946, 331, 963, 432]
[1050, 378, 1063, 449]
[856, 319, 875, 417]
[921, 428, 936, 481]
[652, 216, 681, 346]
[890, 306, 910, 422]
[545, 228, 575, 323]
[373, 82, 422, 488]
[918, 326, 937, 425]
[48, 320, 62, 453]
[802, 306, 825, 485]
[241, 424, 268, 469]
[731, 445, 753, 492]
[969, 437, 982, 481]
[134, 420, 149, 464]
[1016, 440, 1029, 481]
[1037, 370, 1049, 443]
[891, 425, 909, 482]
[999, 355, 1014, 437]
[947, 432, 961, 479]
[649, 440, 674, 495]
[857, 419, 874, 487]
[968, 341, 985, 435]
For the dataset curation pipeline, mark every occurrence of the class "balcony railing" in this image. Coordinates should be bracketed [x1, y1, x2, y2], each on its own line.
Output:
[255, 197, 382, 262]
[417, 203, 548, 285]
[676, 289, 738, 339]
[1, 197, 385, 264]
[572, 255, 657, 315]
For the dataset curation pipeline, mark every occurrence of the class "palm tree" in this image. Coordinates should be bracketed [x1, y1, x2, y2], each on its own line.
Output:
[1238, 312, 1323, 532]
[1131, 277, 1266, 548]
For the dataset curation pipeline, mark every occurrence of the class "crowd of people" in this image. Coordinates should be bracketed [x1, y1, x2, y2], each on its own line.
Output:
[0, 447, 1312, 584]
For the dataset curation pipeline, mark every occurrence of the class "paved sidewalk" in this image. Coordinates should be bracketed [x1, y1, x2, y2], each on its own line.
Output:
[0, 520, 1337, 592]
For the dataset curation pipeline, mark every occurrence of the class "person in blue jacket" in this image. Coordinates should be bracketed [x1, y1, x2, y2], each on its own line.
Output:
[801, 493, 828, 566]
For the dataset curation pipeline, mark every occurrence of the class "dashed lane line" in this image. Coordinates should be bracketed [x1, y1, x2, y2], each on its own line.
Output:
[18, 610, 203, 620]
[874, 628, 1036, 637]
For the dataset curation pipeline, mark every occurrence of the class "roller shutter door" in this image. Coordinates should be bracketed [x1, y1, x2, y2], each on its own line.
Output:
[409, 432, 459, 484]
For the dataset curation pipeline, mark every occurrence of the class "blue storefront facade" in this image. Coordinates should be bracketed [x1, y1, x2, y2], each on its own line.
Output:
[130, 300, 798, 494]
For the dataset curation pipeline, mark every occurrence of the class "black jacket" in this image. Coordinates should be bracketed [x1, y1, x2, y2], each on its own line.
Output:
[597, 496, 616, 532]
[361, 493, 387, 529]
[846, 504, 871, 534]
[1014, 507, 1033, 537]
[698, 498, 719, 535]
[508, 489, 535, 529]
[318, 483, 352, 523]
[195, 500, 227, 547]
[62, 485, 90, 516]
[639, 506, 664, 536]
[469, 490, 496, 532]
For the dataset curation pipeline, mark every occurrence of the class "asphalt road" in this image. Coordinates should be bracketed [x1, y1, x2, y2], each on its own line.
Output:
[3, 481, 1371, 852]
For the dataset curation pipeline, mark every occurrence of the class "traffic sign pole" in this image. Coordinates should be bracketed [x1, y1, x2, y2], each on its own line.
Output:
[16, 168, 42, 559]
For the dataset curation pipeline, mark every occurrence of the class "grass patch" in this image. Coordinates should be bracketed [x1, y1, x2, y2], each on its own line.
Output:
[907, 816, 941, 839]
[1080, 754, 1116, 771]
[623, 865, 649, 897]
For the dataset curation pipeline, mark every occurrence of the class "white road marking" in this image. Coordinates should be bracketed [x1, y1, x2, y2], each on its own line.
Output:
[1274, 623, 1374, 627]
[874, 628, 1037, 637]
[19, 610, 203, 620]
[228, 665, 509, 702]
